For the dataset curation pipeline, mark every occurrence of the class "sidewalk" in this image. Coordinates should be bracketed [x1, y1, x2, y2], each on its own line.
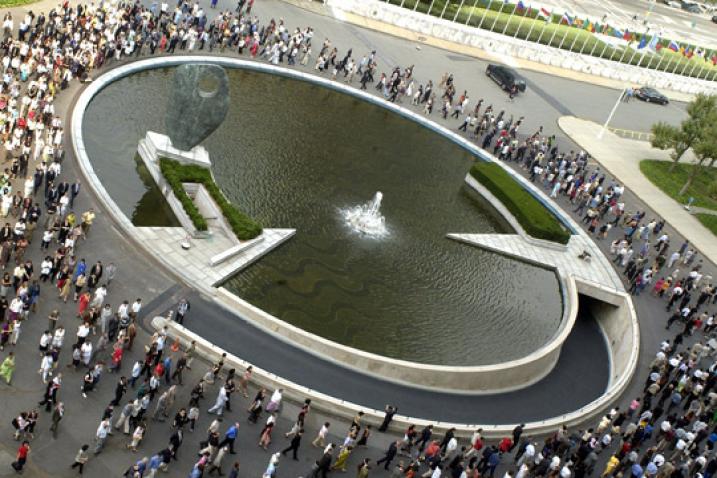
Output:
[558, 115, 717, 263]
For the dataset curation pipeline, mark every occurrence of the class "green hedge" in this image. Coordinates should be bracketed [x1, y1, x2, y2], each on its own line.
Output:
[159, 158, 262, 240]
[470, 162, 571, 244]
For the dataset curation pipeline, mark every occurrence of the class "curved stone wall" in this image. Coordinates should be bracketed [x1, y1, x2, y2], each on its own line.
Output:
[70, 56, 635, 399]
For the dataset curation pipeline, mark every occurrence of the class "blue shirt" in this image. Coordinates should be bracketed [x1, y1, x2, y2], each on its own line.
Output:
[226, 425, 238, 439]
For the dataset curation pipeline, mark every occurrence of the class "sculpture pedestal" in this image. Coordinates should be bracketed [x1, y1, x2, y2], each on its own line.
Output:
[139, 131, 211, 168]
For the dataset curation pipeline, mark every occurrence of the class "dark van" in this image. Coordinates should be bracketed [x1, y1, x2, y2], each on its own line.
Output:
[486, 64, 527, 94]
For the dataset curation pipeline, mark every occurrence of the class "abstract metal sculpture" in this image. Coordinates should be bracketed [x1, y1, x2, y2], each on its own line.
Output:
[165, 64, 230, 151]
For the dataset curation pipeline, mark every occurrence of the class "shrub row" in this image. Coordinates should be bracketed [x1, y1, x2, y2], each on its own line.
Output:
[159, 158, 263, 240]
[470, 162, 571, 245]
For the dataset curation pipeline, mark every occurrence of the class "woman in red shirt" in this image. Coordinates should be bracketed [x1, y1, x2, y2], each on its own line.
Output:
[12, 441, 30, 472]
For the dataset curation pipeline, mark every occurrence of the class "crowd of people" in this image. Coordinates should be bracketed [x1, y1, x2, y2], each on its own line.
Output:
[0, 0, 714, 477]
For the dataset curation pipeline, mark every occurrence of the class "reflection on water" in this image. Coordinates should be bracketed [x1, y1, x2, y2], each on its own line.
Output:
[132, 155, 180, 227]
[82, 66, 562, 365]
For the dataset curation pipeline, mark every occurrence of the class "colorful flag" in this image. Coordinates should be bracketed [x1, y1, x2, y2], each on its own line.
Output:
[584, 19, 594, 32]
[594, 22, 602, 34]
[668, 40, 679, 52]
[623, 30, 632, 41]
[648, 35, 659, 51]
[516, 0, 526, 11]
[561, 12, 574, 26]
[712, 54, 717, 65]
[612, 27, 624, 39]
[538, 7, 550, 20]
[637, 36, 647, 49]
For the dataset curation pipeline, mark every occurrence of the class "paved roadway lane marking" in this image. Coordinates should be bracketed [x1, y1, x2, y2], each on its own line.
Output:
[660, 15, 675, 24]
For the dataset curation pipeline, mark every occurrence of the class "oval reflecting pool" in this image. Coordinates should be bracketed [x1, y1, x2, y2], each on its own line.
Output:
[82, 66, 562, 365]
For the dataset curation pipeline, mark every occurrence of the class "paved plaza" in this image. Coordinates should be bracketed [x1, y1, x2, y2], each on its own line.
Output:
[0, 0, 716, 477]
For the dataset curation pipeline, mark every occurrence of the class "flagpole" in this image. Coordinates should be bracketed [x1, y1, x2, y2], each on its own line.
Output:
[617, 44, 629, 64]
[452, 0, 466, 21]
[636, 43, 651, 68]
[671, 47, 684, 74]
[567, 22, 581, 52]
[663, 52, 678, 74]
[501, 3, 518, 35]
[687, 59, 699, 77]
[654, 49, 668, 71]
[678, 57, 691, 76]
[588, 35, 600, 57]
[489, 1, 503, 32]
[699, 61, 713, 80]
[477, 0, 494, 29]
[578, 23, 594, 55]
[556, 21, 570, 49]
[536, 14, 551, 44]
[627, 42, 641, 64]
[439, 0, 450, 19]
[465, 0, 481, 25]
[522, 10, 538, 40]
[512, 5, 528, 38]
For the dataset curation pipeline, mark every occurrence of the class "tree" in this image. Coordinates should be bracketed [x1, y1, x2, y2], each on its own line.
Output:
[651, 94, 717, 173]
[679, 121, 717, 196]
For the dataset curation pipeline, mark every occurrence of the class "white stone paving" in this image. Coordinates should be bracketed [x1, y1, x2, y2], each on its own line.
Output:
[448, 233, 626, 295]
[135, 227, 295, 286]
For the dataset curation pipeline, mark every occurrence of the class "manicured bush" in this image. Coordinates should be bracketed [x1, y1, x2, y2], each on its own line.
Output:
[159, 158, 262, 240]
[470, 162, 571, 244]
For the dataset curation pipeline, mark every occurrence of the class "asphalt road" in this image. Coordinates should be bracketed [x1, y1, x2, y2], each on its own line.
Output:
[178, 291, 609, 424]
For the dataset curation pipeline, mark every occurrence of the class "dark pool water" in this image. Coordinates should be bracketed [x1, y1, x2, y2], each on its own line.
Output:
[82, 66, 562, 365]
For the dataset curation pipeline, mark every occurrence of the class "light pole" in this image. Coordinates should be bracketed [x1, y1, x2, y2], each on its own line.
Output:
[598, 87, 628, 140]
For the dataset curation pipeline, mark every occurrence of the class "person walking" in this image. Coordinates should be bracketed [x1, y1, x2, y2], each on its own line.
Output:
[282, 429, 304, 460]
[313, 422, 330, 448]
[175, 299, 190, 324]
[218, 422, 240, 454]
[94, 419, 111, 455]
[49, 402, 64, 437]
[11, 440, 30, 474]
[0, 351, 15, 384]
[376, 440, 399, 470]
[70, 444, 90, 475]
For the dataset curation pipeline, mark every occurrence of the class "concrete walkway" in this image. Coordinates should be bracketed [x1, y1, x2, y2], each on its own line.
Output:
[558, 116, 717, 263]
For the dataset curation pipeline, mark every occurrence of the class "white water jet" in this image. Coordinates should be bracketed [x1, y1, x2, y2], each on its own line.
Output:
[343, 192, 388, 237]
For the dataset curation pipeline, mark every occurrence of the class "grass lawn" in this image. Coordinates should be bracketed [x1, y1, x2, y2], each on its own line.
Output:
[0, 0, 39, 7]
[697, 213, 717, 236]
[639, 159, 717, 211]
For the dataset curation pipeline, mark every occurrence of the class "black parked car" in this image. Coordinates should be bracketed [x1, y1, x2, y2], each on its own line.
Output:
[682, 2, 702, 13]
[486, 64, 526, 94]
[635, 87, 669, 105]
